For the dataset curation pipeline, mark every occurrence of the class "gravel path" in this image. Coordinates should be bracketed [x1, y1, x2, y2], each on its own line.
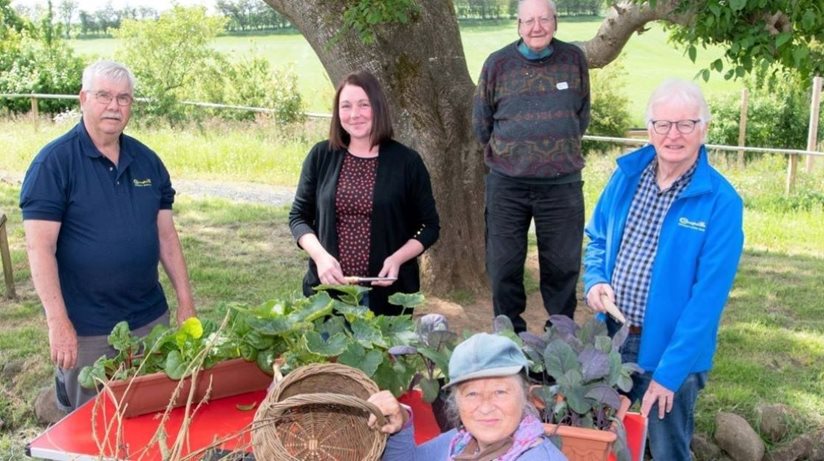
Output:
[1, 170, 295, 207]
[173, 179, 294, 206]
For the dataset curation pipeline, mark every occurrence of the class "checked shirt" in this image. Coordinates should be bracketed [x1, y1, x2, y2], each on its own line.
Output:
[611, 159, 696, 328]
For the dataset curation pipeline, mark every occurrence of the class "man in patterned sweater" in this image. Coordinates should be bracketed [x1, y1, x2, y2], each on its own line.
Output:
[473, 0, 590, 333]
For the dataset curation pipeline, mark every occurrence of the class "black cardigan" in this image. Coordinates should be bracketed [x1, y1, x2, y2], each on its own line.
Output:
[289, 139, 440, 315]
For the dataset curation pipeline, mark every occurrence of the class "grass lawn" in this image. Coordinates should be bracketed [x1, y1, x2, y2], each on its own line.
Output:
[1, 117, 823, 457]
[67, 17, 743, 124]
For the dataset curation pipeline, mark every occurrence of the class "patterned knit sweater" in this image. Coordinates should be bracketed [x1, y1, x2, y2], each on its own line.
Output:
[473, 39, 590, 179]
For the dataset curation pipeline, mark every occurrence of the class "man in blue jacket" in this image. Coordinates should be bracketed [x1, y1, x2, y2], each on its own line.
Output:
[583, 79, 743, 460]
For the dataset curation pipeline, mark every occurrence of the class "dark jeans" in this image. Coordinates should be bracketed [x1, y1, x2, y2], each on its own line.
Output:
[485, 173, 584, 333]
[617, 329, 707, 461]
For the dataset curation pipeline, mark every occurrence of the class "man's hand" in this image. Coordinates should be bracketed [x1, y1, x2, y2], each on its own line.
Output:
[176, 303, 196, 325]
[367, 390, 408, 434]
[641, 379, 675, 420]
[48, 317, 78, 369]
[586, 283, 615, 314]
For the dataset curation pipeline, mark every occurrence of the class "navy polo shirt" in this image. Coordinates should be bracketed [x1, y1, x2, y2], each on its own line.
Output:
[20, 121, 174, 336]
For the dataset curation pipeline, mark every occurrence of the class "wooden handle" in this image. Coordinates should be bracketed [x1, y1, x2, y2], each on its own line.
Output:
[600, 293, 627, 324]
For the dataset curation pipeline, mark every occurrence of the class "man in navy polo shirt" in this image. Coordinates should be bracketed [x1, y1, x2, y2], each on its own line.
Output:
[20, 61, 196, 412]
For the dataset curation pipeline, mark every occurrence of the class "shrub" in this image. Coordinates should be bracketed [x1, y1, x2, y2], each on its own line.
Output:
[114, 6, 227, 125]
[708, 70, 823, 155]
[196, 56, 305, 123]
[585, 58, 633, 155]
[0, 30, 84, 114]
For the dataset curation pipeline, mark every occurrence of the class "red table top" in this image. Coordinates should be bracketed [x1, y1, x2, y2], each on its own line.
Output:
[27, 389, 440, 460]
[28, 390, 644, 460]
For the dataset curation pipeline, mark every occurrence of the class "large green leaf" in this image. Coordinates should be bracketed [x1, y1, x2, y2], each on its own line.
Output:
[164, 350, 187, 380]
[418, 347, 450, 374]
[304, 331, 348, 357]
[387, 292, 425, 309]
[108, 321, 135, 351]
[314, 284, 368, 306]
[351, 318, 386, 348]
[562, 373, 590, 415]
[247, 314, 297, 336]
[331, 299, 370, 320]
[357, 349, 384, 377]
[419, 376, 440, 403]
[544, 339, 579, 380]
[256, 348, 277, 375]
[338, 342, 366, 367]
[291, 291, 334, 323]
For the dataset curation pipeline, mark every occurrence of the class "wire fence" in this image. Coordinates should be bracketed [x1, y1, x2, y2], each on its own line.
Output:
[2, 92, 821, 194]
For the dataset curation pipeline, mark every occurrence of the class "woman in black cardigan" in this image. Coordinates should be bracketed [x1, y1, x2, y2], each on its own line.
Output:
[288, 71, 440, 315]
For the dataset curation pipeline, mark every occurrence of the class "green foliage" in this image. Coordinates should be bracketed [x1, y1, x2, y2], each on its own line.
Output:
[114, 6, 227, 124]
[517, 315, 639, 461]
[77, 316, 234, 388]
[235, 286, 428, 397]
[341, 0, 420, 44]
[708, 70, 823, 152]
[0, 26, 84, 114]
[388, 313, 458, 402]
[653, 0, 824, 84]
[584, 57, 633, 154]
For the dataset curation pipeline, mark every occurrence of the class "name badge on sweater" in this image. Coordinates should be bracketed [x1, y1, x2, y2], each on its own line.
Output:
[556, 81, 569, 90]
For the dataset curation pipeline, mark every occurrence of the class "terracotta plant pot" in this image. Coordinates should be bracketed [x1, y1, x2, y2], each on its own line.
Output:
[529, 385, 631, 461]
[106, 358, 272, 417]
[544, 423, 617, 461]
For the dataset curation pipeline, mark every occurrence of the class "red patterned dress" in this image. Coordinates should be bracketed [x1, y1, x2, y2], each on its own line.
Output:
[335, 152, 378, 277]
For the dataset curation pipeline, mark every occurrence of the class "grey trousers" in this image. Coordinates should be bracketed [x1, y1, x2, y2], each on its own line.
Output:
[55, 312, 170, 412]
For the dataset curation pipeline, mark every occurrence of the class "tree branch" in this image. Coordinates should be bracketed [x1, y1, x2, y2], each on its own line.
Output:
[579, 0, 693, 69]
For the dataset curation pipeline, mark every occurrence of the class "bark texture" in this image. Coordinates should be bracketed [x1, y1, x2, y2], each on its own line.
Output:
[262, 0, 690, 296]
[264, 0, 486, 296]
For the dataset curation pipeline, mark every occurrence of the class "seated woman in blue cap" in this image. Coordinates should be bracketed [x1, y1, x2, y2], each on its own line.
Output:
[368, 332, 567, 460]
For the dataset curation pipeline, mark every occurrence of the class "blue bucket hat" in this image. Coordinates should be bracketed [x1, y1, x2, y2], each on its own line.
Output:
[444, 333, 529, 389]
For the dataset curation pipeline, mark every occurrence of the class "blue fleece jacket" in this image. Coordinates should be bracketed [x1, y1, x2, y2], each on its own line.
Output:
[583, 144, 744, 392]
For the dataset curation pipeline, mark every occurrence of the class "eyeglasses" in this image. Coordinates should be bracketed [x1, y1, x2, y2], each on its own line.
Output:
[649, 119, 702, 135]
[92, 91, 134, 106]
[519, 16, 554, 28]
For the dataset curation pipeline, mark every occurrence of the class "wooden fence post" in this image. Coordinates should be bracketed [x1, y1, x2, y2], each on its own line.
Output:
[0, 214, 16, 300]
[737, 88, 749, 168]
[805, 76, 822, 172]
[30, 96, 39, 131]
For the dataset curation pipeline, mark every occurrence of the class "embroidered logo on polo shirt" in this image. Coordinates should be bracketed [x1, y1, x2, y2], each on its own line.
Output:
[133, 178, 152, 187]
[678, 216, 706, 231]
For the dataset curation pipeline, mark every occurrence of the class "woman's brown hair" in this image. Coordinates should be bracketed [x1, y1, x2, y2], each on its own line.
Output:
[329, 71, 394, 150]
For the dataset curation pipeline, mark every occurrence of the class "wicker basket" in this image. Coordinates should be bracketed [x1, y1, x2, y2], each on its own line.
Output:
[252, 363, 388, 461]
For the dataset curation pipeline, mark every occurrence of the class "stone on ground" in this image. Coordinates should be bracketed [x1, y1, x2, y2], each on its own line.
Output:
[756, 403, 792, 443]
[715, 411, 765, 461]
[34, 386, 68, 425]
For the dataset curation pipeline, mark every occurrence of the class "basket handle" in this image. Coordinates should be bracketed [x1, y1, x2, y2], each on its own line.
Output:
[263, 392, 388, 428]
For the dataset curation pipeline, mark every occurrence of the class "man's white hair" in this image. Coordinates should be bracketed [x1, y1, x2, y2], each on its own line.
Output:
[645, 78, 711, 124]
[81, 60, 136, 93]
[518, 0, 557, 17]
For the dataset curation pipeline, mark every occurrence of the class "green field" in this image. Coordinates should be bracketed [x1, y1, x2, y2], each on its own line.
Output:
[67, 18, 742, 124]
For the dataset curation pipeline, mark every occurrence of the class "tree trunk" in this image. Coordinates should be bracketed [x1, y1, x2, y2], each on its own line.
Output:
[261, 0, 692, 298]
[263, 0, 488, 296]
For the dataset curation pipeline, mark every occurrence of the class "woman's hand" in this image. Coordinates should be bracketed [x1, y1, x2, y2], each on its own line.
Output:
[367, 390, 408, 434]
[315, 252, 347, 285]
[373, 256, 400, 287]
